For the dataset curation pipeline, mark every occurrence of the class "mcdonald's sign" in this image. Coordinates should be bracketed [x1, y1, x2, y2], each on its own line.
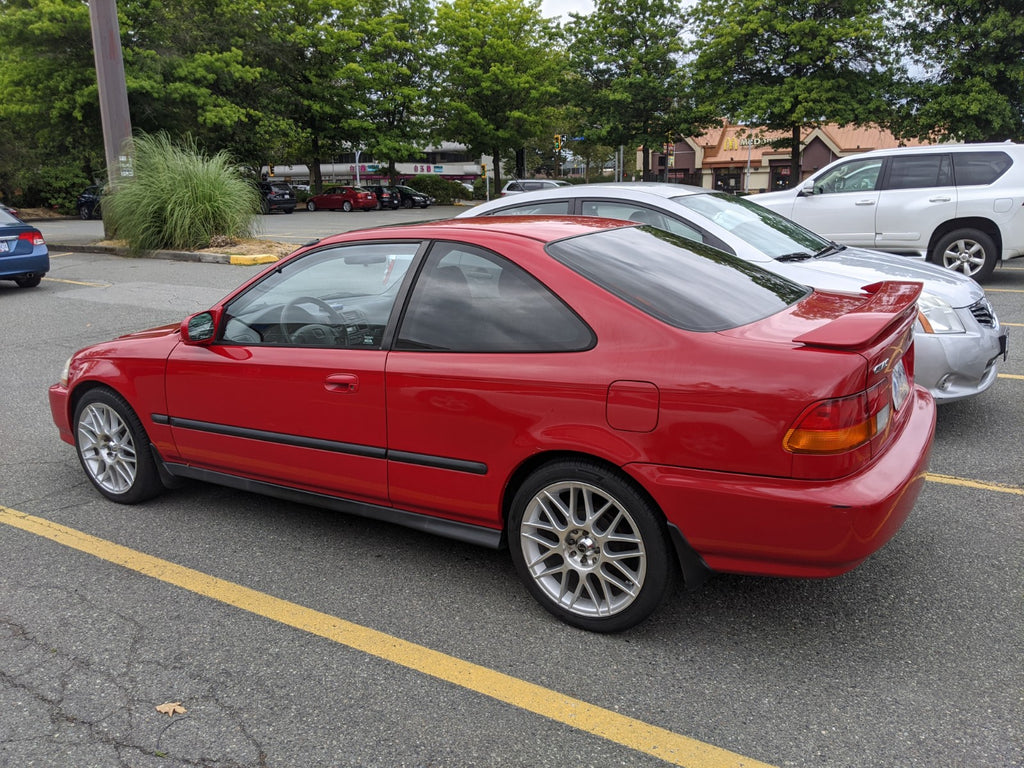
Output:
[723, 136, 772, 151]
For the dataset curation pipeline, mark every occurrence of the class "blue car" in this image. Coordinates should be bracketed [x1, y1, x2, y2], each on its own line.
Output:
[0, 206, 48, 288]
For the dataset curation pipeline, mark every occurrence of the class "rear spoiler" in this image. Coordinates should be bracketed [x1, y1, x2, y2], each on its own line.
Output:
[794, 281, 922, 350]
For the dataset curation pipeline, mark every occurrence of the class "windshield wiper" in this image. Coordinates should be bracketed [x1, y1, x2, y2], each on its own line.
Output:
[775, 252, 814, 262]
[812, 242, 846, 258]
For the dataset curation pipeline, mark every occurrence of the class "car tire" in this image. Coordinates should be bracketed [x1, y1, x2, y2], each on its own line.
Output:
[79, 204, 92, 220]
[73, 388, 164, 504]
[306, 201, 317, 212]
[402, 198, 413, 209]
[932, 228, 998, 281]
[284, 207, 294, 214]
[375, 200, 382, 210]
[342, 201, 353, 212]
[508, 459, 675, 632]
[15, 276, 42, 288]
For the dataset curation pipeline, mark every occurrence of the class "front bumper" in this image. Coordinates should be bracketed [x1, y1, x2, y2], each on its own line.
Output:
[915, 309, 1007, 404]
[625, 386, 936, 579]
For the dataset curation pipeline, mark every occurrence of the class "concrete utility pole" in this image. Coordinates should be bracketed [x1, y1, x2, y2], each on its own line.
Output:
[89, 0, 133, 236]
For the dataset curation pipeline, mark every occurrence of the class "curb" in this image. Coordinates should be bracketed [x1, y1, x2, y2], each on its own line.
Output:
[47, 242, 280, 266]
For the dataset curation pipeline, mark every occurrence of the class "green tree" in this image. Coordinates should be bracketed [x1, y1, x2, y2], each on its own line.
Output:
[349, 0, 436, 184]
[0, 0, 105, 206]
[893, 0, 1024, 142]
[566, 0, 700, 181]
[688, 0, 895, 187]
[432, 0, 563, 191]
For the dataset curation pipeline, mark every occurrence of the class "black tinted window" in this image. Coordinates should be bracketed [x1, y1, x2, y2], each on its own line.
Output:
[547, 227, 808, 332]
[953, 151, 1013, 185]
[885, 154, 952, 190]
[396, 243, 593, 352]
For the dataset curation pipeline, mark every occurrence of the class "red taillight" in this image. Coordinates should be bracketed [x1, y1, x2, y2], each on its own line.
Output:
[19, 231, 45, 247]
[785, 381, 891, 455]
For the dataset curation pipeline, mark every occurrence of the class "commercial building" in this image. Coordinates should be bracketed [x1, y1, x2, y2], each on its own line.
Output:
[650, 123, 923, 192]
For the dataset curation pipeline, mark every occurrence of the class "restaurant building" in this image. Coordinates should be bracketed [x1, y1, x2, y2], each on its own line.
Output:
[650, 123, 923, 192]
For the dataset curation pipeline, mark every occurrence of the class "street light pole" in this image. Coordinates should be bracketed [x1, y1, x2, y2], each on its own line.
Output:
[88, 0, 133, 235]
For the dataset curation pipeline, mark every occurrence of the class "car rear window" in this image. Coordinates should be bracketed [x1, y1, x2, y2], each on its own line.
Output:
[953, 151, 1013, 186]
[547, 226, 809, 332]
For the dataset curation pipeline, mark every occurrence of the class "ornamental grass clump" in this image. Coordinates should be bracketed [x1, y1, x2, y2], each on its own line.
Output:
[104, 133, 260, 253]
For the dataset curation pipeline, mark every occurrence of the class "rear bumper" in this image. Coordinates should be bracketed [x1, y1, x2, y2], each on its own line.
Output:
[626, 386, 936, 579]
[0, 249, 49, 279]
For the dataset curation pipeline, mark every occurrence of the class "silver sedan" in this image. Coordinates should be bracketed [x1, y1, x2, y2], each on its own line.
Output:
[459, 182, 1008, 404]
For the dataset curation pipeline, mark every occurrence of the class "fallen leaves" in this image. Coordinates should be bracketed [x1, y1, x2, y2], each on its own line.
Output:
[155, 701, 187, 717]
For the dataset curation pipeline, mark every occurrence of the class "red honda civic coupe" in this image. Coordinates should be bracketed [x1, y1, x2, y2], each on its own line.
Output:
[49, 217, 936, 631]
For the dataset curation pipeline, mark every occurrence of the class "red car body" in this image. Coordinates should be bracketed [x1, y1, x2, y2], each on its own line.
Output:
[49, 217, 935, 630]
[306, 186, 377, 212]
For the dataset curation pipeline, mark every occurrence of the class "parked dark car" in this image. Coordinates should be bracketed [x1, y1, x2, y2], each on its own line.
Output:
[0, 206, 49, 288]
[392, 185, 433, 209]
[364, 185, 401, 210]
[257, 181, 296, 214]
[77, 186, 103, 220]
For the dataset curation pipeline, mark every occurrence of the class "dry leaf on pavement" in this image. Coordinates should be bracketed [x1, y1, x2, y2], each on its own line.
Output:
[155, 701, 187, 717]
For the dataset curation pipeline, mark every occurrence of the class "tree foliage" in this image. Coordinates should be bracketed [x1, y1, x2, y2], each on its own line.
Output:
[566, 0, 700, 180]
[432, 0, 564, 190]
[893, 0, 1024, 142]
[349, 0, 435, 184]
[687, 0, 896, 185]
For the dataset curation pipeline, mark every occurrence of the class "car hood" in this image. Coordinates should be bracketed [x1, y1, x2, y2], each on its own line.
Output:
[772, 246, 985, 307]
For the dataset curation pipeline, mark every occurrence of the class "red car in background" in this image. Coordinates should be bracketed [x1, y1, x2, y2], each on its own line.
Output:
[305, 186, 377, 212]
[48, 217, 935, 631]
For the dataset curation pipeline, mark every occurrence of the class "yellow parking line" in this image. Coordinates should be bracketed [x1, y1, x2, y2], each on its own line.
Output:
[986, 288, 1024, 293]
[42, 277, 110, 287]
[0, 505, 776, 768]
[1000, 373, 1024, 380]
[925, 474, 1024, 495]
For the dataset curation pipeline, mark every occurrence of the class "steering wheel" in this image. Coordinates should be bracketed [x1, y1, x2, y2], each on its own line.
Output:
[280, 296, 345, 345]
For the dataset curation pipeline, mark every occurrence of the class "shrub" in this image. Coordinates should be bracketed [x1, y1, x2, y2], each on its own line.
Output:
[407, 174, 475, 204]
[104, 133, 260, 253]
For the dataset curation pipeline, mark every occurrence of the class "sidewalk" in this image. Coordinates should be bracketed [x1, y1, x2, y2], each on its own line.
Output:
[34, 218, 280, 266]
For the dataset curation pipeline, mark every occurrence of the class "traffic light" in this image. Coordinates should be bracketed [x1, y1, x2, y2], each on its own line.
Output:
[268, 164, 275, 177]
[554, 134, 561, 151]
[481, 163, 487, 175]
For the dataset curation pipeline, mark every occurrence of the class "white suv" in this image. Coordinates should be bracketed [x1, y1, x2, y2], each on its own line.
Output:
[753, 143, 1024, 281]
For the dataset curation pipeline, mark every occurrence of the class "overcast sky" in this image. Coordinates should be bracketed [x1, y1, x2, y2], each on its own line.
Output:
[539, 0, 594, 20]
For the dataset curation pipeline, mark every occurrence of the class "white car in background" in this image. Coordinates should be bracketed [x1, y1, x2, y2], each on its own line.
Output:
[752, 143, 1024, 281]
[458, 182, 1009, 404]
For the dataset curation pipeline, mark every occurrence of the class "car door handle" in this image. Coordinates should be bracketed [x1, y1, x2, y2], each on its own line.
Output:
[854, 200, 876, 206]
[325, 373, 359, 393]
[928, 196, 952, 202]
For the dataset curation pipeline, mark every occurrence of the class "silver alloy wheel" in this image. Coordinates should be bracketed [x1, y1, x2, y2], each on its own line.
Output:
[940, 237, 987, 277]
[519, 480, 647, 618]
[77, 402, 139, 494]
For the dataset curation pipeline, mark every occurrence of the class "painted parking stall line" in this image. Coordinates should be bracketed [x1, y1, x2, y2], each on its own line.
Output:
[0, 505, 777, 768]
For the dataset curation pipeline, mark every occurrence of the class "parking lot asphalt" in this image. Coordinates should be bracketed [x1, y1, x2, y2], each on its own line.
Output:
[33, 206, 461, 263]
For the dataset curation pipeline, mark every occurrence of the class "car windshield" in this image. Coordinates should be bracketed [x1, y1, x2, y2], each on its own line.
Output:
[547, 226, 809, 332]
[0, 208, 21, 225]
[671, 192, 829, 259]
